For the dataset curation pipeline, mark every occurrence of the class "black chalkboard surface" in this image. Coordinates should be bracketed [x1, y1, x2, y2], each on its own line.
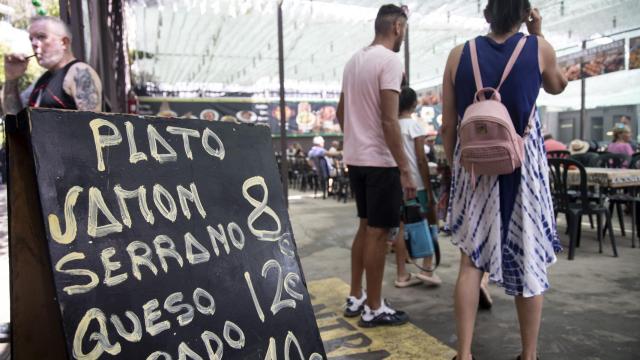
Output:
[8, 108, 325, 360]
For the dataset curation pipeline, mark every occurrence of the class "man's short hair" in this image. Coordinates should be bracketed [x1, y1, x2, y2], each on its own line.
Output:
[374, 4, 407, 35]
[30, 16, 73, 42]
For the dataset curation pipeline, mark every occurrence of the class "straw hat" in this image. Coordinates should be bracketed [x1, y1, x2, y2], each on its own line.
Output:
[569, 139, 589, 155]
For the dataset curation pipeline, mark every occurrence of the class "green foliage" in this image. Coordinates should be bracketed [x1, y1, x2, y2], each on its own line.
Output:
[11, 0, 61, 29]
[0, 0, 60, 89]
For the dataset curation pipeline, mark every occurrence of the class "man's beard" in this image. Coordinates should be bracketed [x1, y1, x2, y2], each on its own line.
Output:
[393, 37, 403, 52]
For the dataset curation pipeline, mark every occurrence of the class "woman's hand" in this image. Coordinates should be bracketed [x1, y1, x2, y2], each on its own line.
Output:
[526, 8, 543, 37]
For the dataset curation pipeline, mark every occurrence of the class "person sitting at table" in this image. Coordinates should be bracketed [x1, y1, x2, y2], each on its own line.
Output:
[569, 139, 590, 156]
[608, 126, 634, 158]
[544, 133, 567, 153]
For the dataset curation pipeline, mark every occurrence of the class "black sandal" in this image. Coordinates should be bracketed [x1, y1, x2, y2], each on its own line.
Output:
[452, 356, 476, 360]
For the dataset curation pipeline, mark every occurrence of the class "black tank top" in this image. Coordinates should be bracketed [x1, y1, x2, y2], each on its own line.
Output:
[28, 59, 81, 109]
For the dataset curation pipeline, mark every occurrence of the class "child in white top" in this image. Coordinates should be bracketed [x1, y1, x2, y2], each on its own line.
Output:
[394, 87, 441, 287]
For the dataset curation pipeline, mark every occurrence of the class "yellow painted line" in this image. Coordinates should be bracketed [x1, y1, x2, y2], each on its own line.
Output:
[308, 277, 456, 360]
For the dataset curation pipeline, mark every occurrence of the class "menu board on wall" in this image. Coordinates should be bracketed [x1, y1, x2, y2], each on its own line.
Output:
[557, 39, 626, 81]
[630, 36, 640, 70]
[139, 99, 341, 136]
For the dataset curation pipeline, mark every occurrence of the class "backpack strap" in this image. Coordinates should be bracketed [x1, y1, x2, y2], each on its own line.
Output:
[496, 36, 528, 92]
[468, 39, 484, 92]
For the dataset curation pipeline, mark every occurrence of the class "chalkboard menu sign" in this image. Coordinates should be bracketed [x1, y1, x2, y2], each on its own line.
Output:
[7, 108, 325, 360]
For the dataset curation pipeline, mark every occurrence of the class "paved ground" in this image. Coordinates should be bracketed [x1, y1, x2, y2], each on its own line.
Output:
[0, 187, 639, 359]
[289, 191, 640, 360]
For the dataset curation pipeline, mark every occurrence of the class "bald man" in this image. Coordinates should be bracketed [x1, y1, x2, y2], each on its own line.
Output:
[2, 16, 102, 115]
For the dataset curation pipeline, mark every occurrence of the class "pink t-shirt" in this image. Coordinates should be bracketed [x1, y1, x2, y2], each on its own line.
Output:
[607, 142, 634, 156]
[341, 45, 403, 167]
[544, 139, 567, 152]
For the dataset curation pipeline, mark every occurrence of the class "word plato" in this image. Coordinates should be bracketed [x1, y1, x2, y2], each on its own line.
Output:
[90, 119, 225, 172]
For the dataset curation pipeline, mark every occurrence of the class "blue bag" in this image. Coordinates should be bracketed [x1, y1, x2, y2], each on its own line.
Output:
[402, 201, 434, 258]
[404, 219, 434, 258]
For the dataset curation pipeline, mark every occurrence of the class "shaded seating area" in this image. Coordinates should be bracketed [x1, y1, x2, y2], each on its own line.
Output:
[547, 148, 640, 259]
[284, 154, 351, 202]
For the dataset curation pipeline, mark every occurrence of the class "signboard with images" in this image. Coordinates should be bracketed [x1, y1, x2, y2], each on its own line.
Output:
[630, 36, 640, 70]
[139, 99, 341, 136]
[7, 108, 325, 359]
[416, 85, 442, 133]
[557, 39, 626, 81]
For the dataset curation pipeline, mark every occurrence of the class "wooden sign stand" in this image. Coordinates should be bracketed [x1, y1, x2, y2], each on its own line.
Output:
[7, 112, 68, 359]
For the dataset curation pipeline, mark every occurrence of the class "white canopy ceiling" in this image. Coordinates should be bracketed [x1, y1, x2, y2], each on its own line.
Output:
[126, 0, 640, 108]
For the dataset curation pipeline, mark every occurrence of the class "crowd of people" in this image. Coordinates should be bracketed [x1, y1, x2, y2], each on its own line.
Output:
[337, 1, 568, 360]
[544, 115, 638, 168]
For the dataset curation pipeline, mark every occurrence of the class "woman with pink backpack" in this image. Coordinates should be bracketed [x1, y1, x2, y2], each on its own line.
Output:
[440, 1, 568, 359]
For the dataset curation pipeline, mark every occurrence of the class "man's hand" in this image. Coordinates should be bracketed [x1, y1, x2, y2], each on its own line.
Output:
[4, 54, 30, 81]
[526, 8, 543, 37]
[400, 169, 417, 200]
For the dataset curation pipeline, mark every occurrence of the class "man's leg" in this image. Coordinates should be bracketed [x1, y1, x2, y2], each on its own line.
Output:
[364, 225, 390, 310]
[345, 166, 368, 317]
[350, 218, 368, 298]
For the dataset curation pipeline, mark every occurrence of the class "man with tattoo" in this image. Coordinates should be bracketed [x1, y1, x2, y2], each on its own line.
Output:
[2, 16, 102, 115]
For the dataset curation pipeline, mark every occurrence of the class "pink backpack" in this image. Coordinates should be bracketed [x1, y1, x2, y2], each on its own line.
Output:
[459, 36, 535, 183]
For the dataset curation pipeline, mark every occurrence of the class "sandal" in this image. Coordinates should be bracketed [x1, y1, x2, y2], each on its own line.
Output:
[394, 273, 422, 288]
[416, 272, 442, 286]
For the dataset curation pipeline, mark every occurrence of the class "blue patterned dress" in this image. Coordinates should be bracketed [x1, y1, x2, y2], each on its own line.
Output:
[448, 33, 562, 297]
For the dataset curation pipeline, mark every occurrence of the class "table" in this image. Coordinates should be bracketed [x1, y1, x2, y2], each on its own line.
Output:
[567, 167, 640, 188]
[567, 167, 640, 247]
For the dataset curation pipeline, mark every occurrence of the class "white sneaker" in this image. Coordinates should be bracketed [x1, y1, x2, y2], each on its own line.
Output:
[358, 301, 409, 327]
[343, 289, 367, 317]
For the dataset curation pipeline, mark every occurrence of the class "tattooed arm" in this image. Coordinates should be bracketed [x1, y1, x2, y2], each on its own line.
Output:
[63, 63, 102, 111]
[2, 54, 30, 115]
[2, 80, 22, 115]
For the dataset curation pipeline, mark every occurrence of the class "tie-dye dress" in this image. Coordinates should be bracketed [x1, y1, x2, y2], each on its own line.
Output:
[448, 33, 561, 297]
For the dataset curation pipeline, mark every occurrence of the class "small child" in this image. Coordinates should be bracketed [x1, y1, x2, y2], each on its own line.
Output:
[394, 87, 441, 287]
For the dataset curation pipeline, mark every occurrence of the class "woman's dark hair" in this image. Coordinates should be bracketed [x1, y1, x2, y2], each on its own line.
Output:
[399, 87, 417, 114]
[485, 0, 531, 35]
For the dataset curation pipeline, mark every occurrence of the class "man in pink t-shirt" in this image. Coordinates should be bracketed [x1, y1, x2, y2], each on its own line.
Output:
[336, 4, 416, 328]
